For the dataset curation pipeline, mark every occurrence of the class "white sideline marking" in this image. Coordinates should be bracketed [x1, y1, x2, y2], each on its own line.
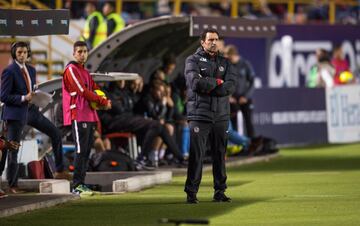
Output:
[290, 195, 344, 198]
[273, 171, 341, 176]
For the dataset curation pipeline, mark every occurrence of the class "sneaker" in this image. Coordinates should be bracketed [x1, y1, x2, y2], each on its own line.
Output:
[54, 171, 72, 180]
[72, 184, 94, 196]
[135, 159, 155, 171]
[213, 191, 231, 202]
[0, 189, 8, 199]
[186, 193, 199, 204]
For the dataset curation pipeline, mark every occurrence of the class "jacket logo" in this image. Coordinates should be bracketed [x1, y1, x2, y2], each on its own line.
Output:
[219, 66, 225, 72]
[199, 57, 207, 62]
[194, 127, 200, 133]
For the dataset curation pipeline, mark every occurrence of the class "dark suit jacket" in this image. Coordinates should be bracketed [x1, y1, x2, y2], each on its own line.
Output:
[1, 62, 36, 123]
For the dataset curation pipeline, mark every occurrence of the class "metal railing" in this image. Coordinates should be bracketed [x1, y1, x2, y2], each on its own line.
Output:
[2, 0, 359, 24]
[57, 0, 359, 24]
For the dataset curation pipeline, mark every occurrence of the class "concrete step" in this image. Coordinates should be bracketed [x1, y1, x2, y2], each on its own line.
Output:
[113, 171, 172, 192]
[39, 180, 70, 194]
[85, 171, 172, 192]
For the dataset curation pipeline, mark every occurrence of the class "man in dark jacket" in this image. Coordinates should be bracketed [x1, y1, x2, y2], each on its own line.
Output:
[184, 28, 236, 204]
[226, 45, 256, 138]
[0, 41, 35, 193]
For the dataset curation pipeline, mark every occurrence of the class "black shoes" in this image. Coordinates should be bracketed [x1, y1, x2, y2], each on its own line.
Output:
[186, 193, 199, 204]
[213, 191, 232, 202]
[186, 191, 231, 203]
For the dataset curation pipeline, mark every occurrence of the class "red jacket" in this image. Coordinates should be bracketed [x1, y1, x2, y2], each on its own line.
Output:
[62, 62, 108, 125]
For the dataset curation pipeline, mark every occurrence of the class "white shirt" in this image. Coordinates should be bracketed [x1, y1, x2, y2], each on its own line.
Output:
[15, 60, 32, 102]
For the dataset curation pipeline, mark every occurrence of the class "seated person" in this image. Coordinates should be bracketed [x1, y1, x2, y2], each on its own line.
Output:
[98, 80, 184, 168]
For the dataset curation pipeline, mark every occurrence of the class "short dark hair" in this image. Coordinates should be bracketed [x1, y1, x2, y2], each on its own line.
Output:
[162, 54, 176, 66]
[200, 28, 220, 41]
[104, 1, 115, 9]
[11, 41, 31, 59]
[73, 41, 88, 51]
[333, 43, 342, 52]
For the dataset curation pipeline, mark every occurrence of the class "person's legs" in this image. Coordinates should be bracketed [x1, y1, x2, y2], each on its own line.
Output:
[4, 120, 25, 188]
[158, 124, 183, 161]
[27, 106, 64, 172]
[228, 121, 250, 147]
[72, 121, 95, 189]
[211, 120, 231, 202]
[184, 121, 211, 196]
[240, 99, 255, 138]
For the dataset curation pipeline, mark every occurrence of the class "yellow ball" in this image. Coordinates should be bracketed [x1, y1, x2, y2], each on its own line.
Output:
[90, 89, 107, 110]
[339, 71, 354, 84]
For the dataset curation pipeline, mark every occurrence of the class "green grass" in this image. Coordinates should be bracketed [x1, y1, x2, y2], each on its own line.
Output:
[2, 143, 360, 226]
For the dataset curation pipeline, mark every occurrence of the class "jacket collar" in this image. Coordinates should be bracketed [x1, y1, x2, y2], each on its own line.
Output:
[195, 47, 219, 59]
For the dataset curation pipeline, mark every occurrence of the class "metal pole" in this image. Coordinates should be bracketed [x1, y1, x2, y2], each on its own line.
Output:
[47, 35, 53, 80]
[173, 0, 181, 16]
[329, 0, 336, 24]
[116, 0, 122, 14]
[287, 0, 295, 23]
[231, 0, 238, 18]
[56, 0, 62, 9]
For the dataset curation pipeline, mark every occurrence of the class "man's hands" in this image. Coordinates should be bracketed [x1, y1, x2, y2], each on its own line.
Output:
[104, 100, 112, 110]
[216, 79, 224, 86]
[4, 140, 20, 151]
[239, 96, 248, 104]
[25, 92, 34, 102]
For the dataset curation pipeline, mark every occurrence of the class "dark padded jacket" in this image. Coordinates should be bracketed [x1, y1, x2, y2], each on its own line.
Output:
[185, 47, 236, 122]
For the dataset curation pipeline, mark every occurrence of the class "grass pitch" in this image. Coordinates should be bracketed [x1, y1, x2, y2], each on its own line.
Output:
[2, 143, 360, 226]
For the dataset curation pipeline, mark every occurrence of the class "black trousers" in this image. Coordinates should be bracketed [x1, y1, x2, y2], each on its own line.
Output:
[108, 116, 183, 160]
[240, 99, 255, 138]
[27, 105, 64, 172]
[71, 121, 96, 188]
[0, 120, 25, 187]
[184, 120, 228, 194]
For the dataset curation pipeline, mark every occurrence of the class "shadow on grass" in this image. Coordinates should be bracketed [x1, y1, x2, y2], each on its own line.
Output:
[1, 194, 269, 226]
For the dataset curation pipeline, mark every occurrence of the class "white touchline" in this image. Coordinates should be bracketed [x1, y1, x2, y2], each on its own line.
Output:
[273, 171, 341, 176]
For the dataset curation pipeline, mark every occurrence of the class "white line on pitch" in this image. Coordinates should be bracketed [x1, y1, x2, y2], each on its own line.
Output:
[290, 195, 344, 198]
[273, 171, 341, 176]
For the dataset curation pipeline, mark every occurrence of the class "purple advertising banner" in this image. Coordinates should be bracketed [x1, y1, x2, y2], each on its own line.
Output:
[252, 87, 328, 145]
[226, 24, 360, 88]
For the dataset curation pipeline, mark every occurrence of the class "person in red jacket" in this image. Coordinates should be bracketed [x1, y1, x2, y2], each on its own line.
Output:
[62, 41, 111, 196]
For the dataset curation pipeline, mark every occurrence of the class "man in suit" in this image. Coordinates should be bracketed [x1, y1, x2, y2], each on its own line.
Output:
[0, 41, 35, 193]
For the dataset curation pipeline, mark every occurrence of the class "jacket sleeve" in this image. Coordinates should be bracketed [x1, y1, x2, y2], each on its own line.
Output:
[211, 62, 236, 97]
[87, 16, 99, 48]
[0, 68, 25, 106]
[185, 56, 218, 94]
[107, 19, 116, 37]
[63, 66, 108, 106]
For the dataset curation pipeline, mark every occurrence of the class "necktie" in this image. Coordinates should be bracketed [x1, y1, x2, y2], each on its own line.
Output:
[20, 68, 31, 93]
